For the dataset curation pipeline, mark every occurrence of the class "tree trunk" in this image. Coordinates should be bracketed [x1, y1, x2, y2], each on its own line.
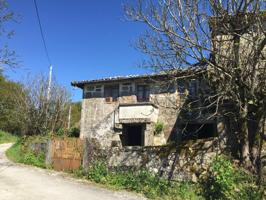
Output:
[239, 104, 252, 166]
[241, 121, 250, 164]
[256, 115, 265, 185]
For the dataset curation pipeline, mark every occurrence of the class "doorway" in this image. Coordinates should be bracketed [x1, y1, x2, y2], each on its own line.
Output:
[120, 124, 144, 146]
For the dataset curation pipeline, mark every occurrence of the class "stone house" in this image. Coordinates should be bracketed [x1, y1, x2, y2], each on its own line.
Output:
[71, 70, 221, 149]
[71, 13, 266, 150]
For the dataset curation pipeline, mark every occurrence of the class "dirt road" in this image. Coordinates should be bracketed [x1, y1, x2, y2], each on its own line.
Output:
[0, 143, 145, 200]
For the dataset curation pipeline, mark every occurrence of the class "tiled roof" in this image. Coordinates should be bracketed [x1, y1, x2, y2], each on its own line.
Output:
[71, 68, 205, 88]
[71, 72, 172, 88]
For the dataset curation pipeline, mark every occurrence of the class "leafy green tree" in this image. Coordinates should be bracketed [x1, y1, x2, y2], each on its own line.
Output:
[70, 102, 81, 128]
[0, 72, 24, 134]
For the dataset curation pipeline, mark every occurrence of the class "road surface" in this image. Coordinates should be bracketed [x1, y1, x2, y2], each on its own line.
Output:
[0, 143, 146, 200]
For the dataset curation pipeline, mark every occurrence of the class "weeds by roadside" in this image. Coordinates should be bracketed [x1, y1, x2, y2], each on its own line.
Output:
[71, 157, 264, 200]
[0, 130, 19, 144]
[6, 139, 46, 168]
[202, 156, 264, 200]
[71, 162, 204, 200]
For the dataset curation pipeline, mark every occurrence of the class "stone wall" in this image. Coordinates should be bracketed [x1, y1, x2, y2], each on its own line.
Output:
[80, 98, 118, 139]
[108, 138, 225, 182]
[150, 92, 183, 142]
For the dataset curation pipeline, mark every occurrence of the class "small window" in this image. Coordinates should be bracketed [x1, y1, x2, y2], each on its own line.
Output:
[84, 85, 102, 98]
[95, 87, 102, 92]
[137, 85, 150, 102]
[104, 85, 119, 102]
[177, 80, 198, 97]
[188, 80, 198, 97]
[177, 81, 186, 94]
[120, 83, 133, 96]
[87, 86, 95, 91]
[155, 82, 175, 94]
[162, 82, 175, 93]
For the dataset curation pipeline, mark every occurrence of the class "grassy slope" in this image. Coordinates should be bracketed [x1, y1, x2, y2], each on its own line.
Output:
[6, 139, 46, 168]
[0, 130, 18, 144]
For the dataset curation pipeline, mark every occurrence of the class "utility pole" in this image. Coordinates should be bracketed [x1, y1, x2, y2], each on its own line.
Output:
[67, 104, 72, 129]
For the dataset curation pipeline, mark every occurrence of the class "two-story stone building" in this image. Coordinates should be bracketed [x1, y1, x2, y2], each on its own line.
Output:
[71, 70, 219, 148]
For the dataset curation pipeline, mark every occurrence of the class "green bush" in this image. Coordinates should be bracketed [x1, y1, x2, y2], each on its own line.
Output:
[205, 156, 235, 199]
[87, 161, 108, 183]
[6, 138, 46, 168]
[234, 169, 264, 200]
[154, 121, 164, 135]
[79, 162, 203, 200]
[0, 130, 19, 144]
[55, 127, 80, 137]
[55, 128, 65, 136]
[203, 156, 264, 200]
[68, 127, 80, 138]
[23, 151, 46, 168]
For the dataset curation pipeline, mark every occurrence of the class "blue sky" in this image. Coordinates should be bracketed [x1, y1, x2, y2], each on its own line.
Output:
[4, 0, 149, 101]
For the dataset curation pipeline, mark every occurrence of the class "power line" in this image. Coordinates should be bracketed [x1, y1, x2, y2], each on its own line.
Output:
[33, 0, 53, 101]
[33, 0, 52, 65]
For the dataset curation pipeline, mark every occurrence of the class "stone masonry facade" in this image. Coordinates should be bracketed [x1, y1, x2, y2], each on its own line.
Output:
[72, 73, 220, 149]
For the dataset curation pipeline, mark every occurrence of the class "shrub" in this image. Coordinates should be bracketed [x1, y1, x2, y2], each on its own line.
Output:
[0, 130, 18, 144]
[203, 156, 264, 200]
[82, 162, 203, 200]
[234, 169, 264, 200]
[68, 127, 80, 138]
[6, 137, 46, 168]
[154, 121, 164, 135]
[205, 156, 235, 199]
[87, 161, 108, 183]
[23, 151, 46, 168]
[55, 128, 65, 136]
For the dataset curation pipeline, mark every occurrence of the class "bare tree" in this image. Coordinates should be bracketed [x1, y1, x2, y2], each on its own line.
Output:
[125, 0, 266, 171]
[0, 0, 17, 70]
[15, 74, 71, 135]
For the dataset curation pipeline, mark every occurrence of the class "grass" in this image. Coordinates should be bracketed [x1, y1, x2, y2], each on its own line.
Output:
[71, 159, 264, 200]
[72, 162, 204, 200]
[0, 130, 19, 144]
[6, 139, 46, 168]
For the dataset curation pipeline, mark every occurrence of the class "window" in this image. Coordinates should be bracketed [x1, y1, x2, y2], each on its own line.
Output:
[104, 85, 119, 102]
[84, 85, 102, 98]
[161, 82, 176, 93]
[177, 81, 186, 94]
[120, 83, 133, 96]
[137, 85, 150, 102]
[180, 123, 217, 140]
[153, 82, 175, 94]
[188, 80, 198, 97]
[177, 80, 198, 97]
